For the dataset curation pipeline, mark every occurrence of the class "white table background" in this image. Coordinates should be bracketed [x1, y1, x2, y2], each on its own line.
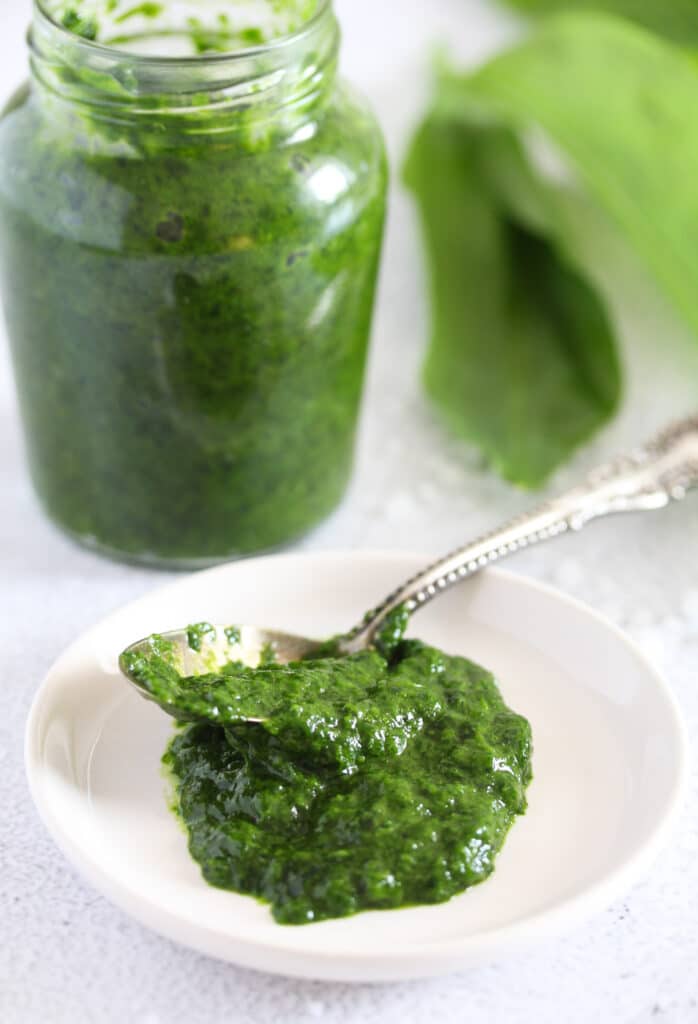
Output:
[2, 2, 698, 1021]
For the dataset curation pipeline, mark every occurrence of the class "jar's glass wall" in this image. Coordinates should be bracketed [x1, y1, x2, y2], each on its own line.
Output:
[0, 1, 387, 567]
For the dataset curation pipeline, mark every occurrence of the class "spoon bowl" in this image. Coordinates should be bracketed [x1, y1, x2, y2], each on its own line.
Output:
[119, 624, 325, 720]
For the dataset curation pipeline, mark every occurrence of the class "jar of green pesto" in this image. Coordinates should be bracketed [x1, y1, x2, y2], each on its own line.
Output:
[0, 1, 387, 567]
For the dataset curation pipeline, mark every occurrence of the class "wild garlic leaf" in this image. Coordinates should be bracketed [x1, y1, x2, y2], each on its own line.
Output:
[407, 12, 698, 486]
[460, 13, 698, 337]
[404, 118, 620, 488]
[500, 0, 698, 46]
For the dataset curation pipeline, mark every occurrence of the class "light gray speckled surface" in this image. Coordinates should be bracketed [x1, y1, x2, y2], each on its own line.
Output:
[1, 1, 698, 1021]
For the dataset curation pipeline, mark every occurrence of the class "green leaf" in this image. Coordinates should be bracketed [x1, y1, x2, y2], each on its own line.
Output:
[406, 12, 698, 486]
[500, 0, 698, 46]
[405, 117, 620, 487]
[461, 13, 698, 338]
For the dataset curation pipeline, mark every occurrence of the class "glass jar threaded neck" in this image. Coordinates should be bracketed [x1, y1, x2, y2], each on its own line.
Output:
[29, 0, 339, 129]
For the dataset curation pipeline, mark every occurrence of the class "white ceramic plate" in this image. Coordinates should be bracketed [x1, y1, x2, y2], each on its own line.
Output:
[25, 552, 687, 982]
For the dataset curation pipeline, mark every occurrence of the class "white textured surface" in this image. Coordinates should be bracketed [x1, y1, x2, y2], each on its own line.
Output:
[1, 1, 698, 1021]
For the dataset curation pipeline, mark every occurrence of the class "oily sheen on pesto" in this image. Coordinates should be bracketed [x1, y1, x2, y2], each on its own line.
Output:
[123, 625, 533, 925]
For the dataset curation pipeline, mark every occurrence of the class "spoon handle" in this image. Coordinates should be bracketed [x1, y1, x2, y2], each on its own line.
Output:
[340, 414, 698, 653]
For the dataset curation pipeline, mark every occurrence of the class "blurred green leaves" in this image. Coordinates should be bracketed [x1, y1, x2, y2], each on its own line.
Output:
[501, 0, 698, 46]
[404, 118, 620, 488]
[406, 13, 698, 486]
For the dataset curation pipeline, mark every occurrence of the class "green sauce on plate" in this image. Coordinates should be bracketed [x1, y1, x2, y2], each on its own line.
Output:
[123, 623, 533, 925]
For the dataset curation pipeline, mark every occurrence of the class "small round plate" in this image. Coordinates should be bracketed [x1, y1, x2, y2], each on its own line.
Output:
[25, 552, 687, 982]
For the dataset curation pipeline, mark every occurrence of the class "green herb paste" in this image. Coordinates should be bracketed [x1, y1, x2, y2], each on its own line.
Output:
[122, 625, 533, 925]
[0, 1, 387, 565]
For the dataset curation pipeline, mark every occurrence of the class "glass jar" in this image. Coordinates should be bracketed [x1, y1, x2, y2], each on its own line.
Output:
[0, 1, 387, 567]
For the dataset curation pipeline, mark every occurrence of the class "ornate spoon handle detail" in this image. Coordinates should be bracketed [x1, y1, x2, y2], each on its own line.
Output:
[339, 415, 698, 654]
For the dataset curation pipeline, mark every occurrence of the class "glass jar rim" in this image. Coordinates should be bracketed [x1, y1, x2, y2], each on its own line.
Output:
[33, 0, 333, 66]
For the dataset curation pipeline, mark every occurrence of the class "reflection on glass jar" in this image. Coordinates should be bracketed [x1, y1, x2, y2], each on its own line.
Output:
[0, 0, 387, 567]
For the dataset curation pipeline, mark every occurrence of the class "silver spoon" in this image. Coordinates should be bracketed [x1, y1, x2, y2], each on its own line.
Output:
[120, 414, 698, 714]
